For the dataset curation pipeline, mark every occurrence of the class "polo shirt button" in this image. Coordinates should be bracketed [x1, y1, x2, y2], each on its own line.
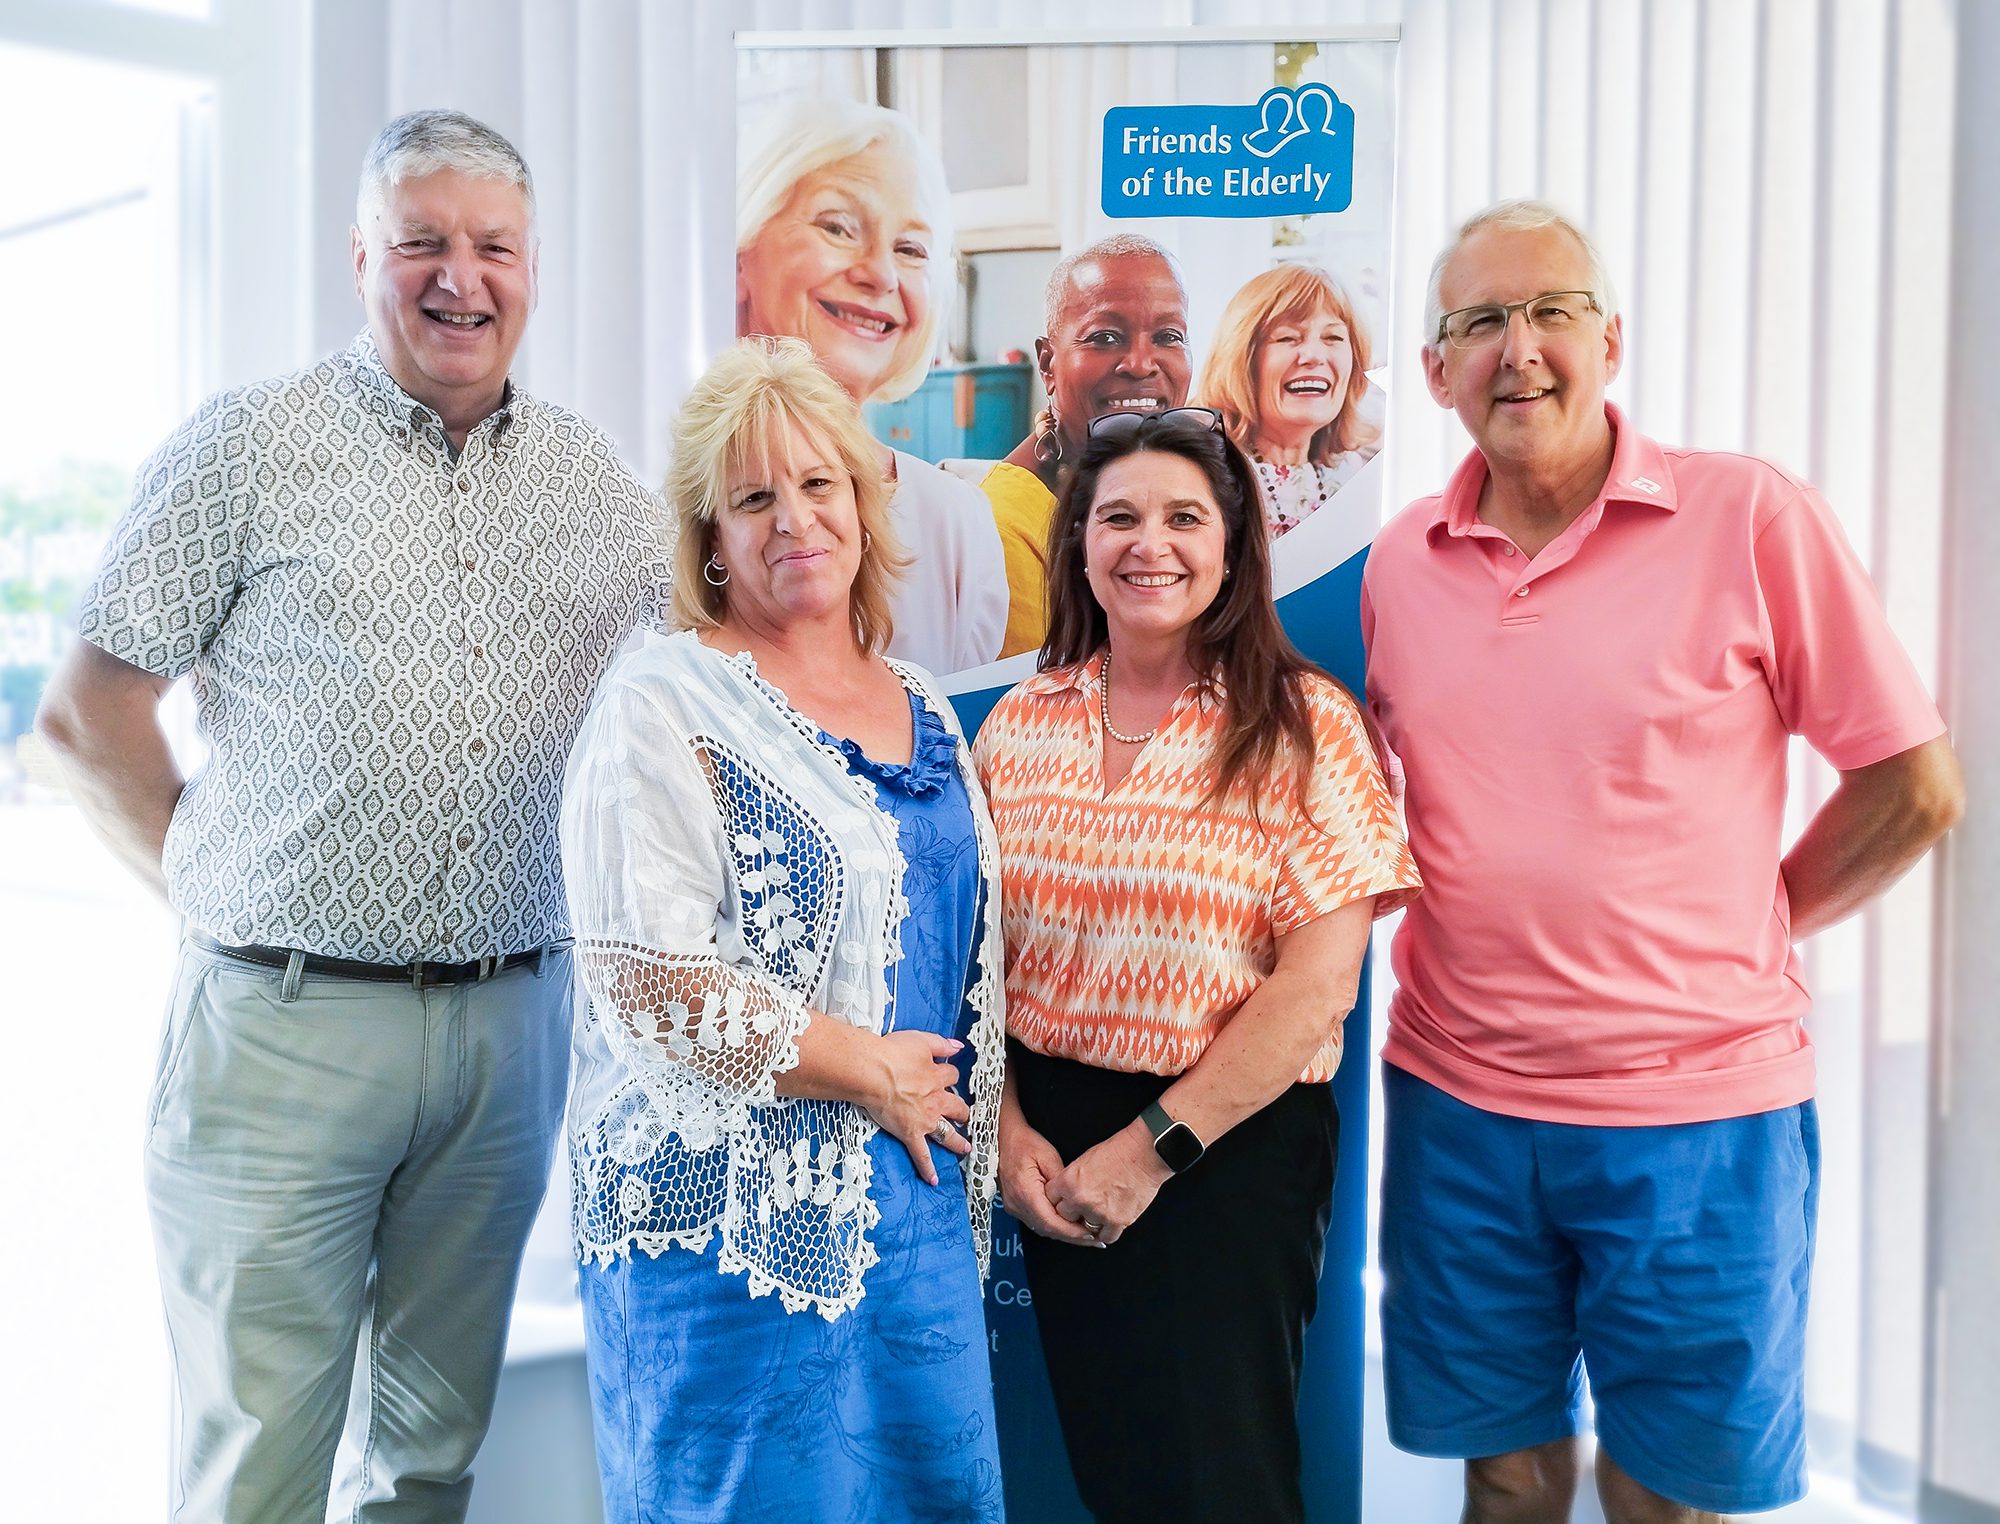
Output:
[1515, 586, 1530, 597]
[456, 478, 471, 493]
[1502, 545, 1517, 556]
[456, 830, 475, 850]
[471, 642, 486, 659]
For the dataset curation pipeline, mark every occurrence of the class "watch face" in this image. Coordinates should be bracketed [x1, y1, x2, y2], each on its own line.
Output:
[1154, 1121, 1204, 1174]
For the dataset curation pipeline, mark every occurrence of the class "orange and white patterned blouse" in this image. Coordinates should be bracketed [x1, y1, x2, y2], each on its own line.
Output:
[972, 651, 1420, 1082]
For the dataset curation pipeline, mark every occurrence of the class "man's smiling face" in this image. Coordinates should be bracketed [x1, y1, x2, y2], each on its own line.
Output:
[1423, 222, 1621, 478]
[352, 168, 538, 427]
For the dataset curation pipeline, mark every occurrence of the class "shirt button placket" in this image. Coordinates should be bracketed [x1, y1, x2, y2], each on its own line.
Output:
[448, 463, 482, 911]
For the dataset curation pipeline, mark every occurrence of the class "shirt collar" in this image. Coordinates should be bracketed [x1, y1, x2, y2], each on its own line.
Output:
[341, 330, 522, 442]
[1029, 647, 1228, 706]
[1425, 403, 1678, 544]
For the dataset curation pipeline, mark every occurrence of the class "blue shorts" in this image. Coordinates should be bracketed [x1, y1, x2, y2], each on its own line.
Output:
[1377, 1064, 1819, 1515]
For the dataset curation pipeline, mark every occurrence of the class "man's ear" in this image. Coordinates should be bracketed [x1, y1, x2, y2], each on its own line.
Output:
[351, 226, 367, 300]
[1602, 311, 1624, 387]
[1422, 342, 1452, 409]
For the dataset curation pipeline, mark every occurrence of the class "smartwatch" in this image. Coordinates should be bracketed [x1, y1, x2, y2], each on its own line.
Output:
[1140, 1100, 1206, 1174]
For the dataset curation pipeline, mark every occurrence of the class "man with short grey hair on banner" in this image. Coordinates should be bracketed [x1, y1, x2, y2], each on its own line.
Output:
[1362, 199, 1963, 1524]
[36, 109, 669, 1521]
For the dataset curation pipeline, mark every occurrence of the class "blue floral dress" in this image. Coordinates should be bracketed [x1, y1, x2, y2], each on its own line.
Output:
[578, 693, 1004, 1524]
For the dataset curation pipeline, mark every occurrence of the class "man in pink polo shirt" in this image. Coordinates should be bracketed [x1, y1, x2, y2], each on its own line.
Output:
[1362, 199, 1964, 1524]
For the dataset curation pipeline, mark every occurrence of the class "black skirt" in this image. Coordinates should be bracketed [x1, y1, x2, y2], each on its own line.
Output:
[1009, 1039, 1339, 1524]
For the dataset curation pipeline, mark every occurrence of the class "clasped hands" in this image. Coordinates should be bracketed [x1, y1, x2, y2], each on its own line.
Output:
[998, 1097, 1171, 1248]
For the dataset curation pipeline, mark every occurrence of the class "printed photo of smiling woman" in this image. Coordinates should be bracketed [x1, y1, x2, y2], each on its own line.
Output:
[737, 98, 1007, 676]
[1195, 263, 1383, 542]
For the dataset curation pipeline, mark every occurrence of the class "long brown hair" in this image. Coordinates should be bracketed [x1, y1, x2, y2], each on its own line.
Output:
[1041, 413, 1340, 808]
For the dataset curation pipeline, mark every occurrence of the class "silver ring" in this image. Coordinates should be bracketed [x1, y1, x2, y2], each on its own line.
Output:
[1083, 1219, 1103, 1235]
[931, 1119, 954, 1145]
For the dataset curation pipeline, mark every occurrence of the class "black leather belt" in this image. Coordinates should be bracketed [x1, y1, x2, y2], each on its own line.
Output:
[190, 930, 561, 988]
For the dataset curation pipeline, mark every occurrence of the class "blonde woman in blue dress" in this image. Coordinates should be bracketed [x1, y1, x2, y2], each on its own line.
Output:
[560, 337, 1006, 1523]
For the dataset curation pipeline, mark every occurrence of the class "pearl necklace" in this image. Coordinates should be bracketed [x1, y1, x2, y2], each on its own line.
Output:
[1098, 653, 1159, 745]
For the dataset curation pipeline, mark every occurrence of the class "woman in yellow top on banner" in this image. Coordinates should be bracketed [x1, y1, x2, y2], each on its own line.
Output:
[972, 407, 1419, 1522]
[958, 234, 1191, 658]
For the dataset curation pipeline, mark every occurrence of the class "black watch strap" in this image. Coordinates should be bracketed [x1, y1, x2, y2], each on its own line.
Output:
[1140, 1099, 1206, 1174]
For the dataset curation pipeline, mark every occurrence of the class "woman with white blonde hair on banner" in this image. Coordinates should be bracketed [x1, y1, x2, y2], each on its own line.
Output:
[561, 337, 1006, 1523]
[1195, 262, 1383, 539]
[738, 97, 1007, 675]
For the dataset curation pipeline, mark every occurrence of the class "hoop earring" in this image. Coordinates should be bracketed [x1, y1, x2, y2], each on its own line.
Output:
[703, 554, 729, 587]
[1032, 407, 1064, 466]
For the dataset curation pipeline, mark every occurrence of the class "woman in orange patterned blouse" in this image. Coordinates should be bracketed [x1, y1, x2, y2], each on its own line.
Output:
[971, 408, 1419, 1523]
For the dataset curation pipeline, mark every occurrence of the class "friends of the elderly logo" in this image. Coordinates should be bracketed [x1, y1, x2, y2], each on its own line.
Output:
[1101, 85, 1357, 218]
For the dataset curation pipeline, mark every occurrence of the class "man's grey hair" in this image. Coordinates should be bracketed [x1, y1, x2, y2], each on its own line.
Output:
[356, 109, 536, 226]
[1043, 234, 1187, 336]
[1423, 198, 1618, 348]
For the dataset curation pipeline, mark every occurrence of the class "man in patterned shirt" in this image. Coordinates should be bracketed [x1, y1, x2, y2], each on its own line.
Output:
[36, 110, 668, 1521]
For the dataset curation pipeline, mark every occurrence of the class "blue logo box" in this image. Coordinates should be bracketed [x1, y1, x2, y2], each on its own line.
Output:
[1102, 85, 1357, 220]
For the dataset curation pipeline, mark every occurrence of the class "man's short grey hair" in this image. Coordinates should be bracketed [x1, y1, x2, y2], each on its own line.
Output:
[356, 109, 536, 226]
[1423, 198, 1618, 349]
[1044, 234, 1187, 336]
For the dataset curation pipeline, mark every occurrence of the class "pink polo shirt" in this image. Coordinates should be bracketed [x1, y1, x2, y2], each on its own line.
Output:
[1360, 406, 1945, 1125]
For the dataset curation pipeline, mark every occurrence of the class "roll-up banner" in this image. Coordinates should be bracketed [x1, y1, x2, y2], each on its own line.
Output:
[735, 28, 1398, 1522]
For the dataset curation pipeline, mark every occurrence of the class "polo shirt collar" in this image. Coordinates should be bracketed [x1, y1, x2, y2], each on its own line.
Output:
[1425, 403, 1678, 545]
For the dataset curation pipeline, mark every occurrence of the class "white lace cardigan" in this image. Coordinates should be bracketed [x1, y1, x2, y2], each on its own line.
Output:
[558, 629, 1005, 1320]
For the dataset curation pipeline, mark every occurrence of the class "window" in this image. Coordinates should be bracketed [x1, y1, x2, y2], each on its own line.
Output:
[0, 28, 214, 1524]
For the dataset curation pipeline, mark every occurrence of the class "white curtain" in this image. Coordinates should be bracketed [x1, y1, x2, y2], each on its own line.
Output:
[308, 0, 1956, 1512]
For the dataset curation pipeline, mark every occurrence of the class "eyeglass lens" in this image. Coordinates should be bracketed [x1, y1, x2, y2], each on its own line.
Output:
[1442, 292, 1595, 348]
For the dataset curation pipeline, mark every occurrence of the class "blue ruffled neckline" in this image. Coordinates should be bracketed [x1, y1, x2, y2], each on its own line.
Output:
[821, 692, 957, 799]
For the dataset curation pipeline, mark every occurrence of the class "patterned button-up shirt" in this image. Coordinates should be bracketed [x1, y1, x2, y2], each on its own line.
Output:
[78, 332, 672, 962]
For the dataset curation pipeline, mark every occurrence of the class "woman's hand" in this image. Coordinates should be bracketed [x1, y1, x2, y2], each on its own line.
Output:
[1045, 1120, 1172, 1247]
[998, 1073, 1097, 1246]
[862, 1031, 972, 1186]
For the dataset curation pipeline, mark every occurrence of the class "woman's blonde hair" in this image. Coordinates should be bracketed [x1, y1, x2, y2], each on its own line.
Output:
[666, 337, 908, 652]
[736, 99, 954, 404]
[1194, 263, 1380, 463]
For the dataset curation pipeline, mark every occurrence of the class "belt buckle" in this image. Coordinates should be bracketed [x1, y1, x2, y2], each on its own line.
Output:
[478, 955, 499, 983]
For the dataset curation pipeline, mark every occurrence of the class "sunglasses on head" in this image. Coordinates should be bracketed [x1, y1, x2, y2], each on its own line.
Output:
[1085, 406, 1224, 444]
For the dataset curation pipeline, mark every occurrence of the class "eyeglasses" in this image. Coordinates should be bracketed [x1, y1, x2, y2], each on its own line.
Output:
[1437, 290, 1602, 349]
[1085, 406, 1224, 443]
